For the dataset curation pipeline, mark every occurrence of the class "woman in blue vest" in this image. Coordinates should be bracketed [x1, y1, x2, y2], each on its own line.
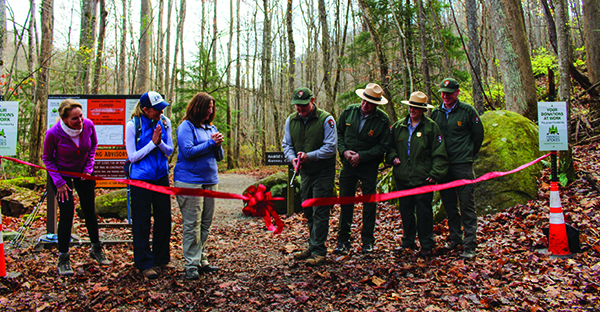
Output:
[174, 92, 223, 280]
[125, 91, 174, 279]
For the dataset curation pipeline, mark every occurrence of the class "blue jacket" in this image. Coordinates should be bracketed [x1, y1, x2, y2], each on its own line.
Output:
[173, 120, 223, 184]
[125, 115, 173, 180]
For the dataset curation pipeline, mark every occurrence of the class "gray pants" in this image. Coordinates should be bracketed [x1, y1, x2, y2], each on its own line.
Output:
[175, 181, 217, 269]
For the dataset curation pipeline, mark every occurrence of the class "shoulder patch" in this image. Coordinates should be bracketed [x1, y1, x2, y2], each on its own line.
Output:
[328, 119, 335, 128]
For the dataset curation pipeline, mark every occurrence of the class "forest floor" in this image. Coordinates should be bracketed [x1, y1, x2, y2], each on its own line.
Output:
[0, 144, 599, 311]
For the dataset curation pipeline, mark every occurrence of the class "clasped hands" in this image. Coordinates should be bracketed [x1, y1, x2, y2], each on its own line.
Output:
[211, 132, 224, 146]
[344, 150, 360, 167]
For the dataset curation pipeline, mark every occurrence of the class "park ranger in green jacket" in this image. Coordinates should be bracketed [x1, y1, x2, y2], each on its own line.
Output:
[387, 91, 448, 256]
[335, 83, 391, 254]
[430, 78, 484, 259]
[282, 87, 337, 266]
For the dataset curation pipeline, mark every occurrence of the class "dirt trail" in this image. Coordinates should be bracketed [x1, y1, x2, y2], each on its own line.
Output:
[212, 173, 258, 224]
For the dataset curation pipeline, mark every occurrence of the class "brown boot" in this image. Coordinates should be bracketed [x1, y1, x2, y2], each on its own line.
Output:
[306, 255, 326, 266]
[293, 249, 311, 260]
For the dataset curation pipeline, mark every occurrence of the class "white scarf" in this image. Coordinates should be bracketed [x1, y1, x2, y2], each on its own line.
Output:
[60, 119, 83, 137]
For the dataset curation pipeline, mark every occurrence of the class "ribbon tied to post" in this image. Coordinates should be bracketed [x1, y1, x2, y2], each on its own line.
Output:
[242, 184, 284, 234]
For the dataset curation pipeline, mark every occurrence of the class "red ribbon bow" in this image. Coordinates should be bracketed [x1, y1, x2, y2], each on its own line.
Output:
[243, 184, 284, 234]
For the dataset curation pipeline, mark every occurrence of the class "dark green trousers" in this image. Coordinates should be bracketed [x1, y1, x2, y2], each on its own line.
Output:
[300, 165, 335, 256]
[396, 190, 435, 250]
[440, 163, 478, 250]
[337, 160, 379, 245]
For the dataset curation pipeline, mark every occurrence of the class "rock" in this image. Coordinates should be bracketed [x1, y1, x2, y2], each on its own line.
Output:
[473, 110, 544, 215]
[0, 186, 38, 217]
[243, 171, 302, 215]
[3, 231, 19, 242]
[79, 189, 129, 219]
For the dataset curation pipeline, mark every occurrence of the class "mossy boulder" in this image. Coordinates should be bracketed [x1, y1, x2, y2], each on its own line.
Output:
[0, 185, 38, 216]
[78, 189, 129, 219]
[473, 110, 543, 215]
[243, 171, 302, 215]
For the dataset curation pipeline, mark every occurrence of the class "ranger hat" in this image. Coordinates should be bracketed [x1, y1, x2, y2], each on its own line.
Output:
[291, 87, 314, 105]
[140, 91, 170, 111]
[355, 83, 388, 104]
[401, 91, 435, 109]
[438, 78, 460, 93]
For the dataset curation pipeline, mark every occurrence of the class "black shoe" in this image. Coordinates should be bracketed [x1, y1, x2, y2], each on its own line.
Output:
[57, 253, 74, 276]
[419, 249, 433, 257]
[446, 241, 462, 250]
[89, 243, 111, 266]
[201, 265, 219, 273]
[460, 249, 476, 259]
[185, 267, 199, 280]
[362, 243, 374, 254]
[334, 241, 350, 254]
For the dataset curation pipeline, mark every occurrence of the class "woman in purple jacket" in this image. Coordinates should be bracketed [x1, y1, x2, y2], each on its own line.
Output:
[42, 99, 110, 276]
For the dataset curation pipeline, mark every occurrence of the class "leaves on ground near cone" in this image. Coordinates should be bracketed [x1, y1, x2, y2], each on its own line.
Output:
[0, 143, 599, 310]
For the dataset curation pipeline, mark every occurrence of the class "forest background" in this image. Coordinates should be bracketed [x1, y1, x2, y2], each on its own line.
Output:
[0, 0, 599, 175]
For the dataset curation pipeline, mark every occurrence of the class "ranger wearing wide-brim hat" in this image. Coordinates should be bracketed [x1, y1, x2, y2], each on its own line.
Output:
[387, 90, 449, 256]
[334, 82, 391, 255]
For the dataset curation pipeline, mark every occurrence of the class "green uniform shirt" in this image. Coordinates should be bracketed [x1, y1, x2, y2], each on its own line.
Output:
[430, 100, 484, 164]
[288, 107, 336, 175]
[386, 116, 449, 188]
[337, 104, 391, 165]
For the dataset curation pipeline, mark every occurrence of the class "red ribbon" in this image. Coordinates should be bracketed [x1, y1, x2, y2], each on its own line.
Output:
[0, 155, 285, 234]
[302, 153, 551, 207]
[242, 185, 284, 234]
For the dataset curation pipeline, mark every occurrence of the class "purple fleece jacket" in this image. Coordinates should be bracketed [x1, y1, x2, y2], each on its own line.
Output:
[42, 118, 98, 188]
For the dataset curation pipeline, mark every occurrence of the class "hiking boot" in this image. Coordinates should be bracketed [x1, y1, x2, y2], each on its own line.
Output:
[446, 241, 462, 250]
[293, 249, 311, 260]
[159, 263, 176, 270]
[57, 253, 74, 276]
[185, 267, 199, 280]
[362, 243, 374, 254]
[142, 268, 159, 280]
[306, 255, 326, 266]
[90, 242, 111, 266]
[334, 241, 350, 254]
[460, 249, 477, 259]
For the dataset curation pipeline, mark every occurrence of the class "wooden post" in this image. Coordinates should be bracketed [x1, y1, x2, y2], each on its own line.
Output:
[287, 164, 295, 216]
[46, 173, 57, 234]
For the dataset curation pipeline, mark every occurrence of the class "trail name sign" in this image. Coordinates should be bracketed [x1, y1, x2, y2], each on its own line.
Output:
[264, 152, 290, 166]
[538, 102, 568, 151]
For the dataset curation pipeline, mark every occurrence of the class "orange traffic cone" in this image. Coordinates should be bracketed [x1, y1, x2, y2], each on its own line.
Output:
[0, 211, 6, 277]
[548, 182, 571, 258]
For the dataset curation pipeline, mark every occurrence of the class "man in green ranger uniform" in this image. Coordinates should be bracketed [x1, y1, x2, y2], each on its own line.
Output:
[387, 91, 448, 257]
[335, 83, 391, 254]
[282, 87, 337, 266]
[430, 78, 484, 259]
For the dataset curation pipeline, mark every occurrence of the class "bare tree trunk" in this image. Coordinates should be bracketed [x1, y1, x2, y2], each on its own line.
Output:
[235, 0, 241, 166]
[164, 0, 173, 98]
[583, 0, 600, 91]
[318, 0, 334, 116]
[212, 0, 217, 66]
[226, 0, 234, 169]
[487, 0, 537, 121]
[416, 0, 431, 100]
[135, 0, 152, 94]
[29, 0, 53, 171]
[332, 0, 350, 105]
[555, 0, 571, 102]
[77, 0, 98, 94]
[286, 0, 295, 96]
[118, 0, 127, 94]
[466, 0, 484, 115]
[27, 0, 36, 74]
[156, 0, 164, 93]
[356, 0, 397, 122]
[91, 0, 107, 94]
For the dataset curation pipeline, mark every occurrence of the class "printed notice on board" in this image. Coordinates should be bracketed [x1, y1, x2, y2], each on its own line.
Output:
[0, 101, 19, 156]
[538, 102, 568, 151]
[87, 99, 126, 145]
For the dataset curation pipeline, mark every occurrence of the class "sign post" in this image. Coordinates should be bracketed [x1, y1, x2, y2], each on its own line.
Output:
[264, 152, 295, 216]
[538, 101, 571, 258]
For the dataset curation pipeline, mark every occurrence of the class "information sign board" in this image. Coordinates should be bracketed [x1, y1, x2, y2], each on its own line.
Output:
[538, 102, 569, 151]
[0, 101, 19, 156]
